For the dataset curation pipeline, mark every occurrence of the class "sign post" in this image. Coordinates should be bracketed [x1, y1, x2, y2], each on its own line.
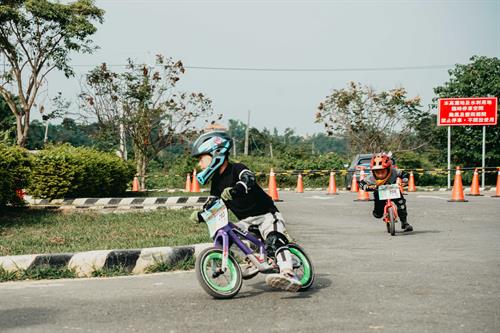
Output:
[482, 126, 486, 188]
[447, 126, 451, 188]
[438, 97, 498, 189]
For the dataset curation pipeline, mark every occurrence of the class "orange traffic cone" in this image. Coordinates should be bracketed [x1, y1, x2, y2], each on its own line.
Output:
[467, 168, 482, 196]
[132, 176, 139, 192]
[350, 173, 359, 192]
[492, 168, 500, 198]
[448, 167, 468, 202]
[354, 169, 370, 201]
[191, 169, 200, 193]
[268, 168, 282, 201]
[296, 173, 304, 193]
[185, 173, 192, 192]
[327, 171, 339, 195]
[408, 171, 417, 192]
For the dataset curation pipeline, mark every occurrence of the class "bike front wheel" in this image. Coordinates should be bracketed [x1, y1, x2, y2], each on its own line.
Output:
[388, 207, 396, 236]
[288, 243, 315, 291]
[195, 247, 242, 299]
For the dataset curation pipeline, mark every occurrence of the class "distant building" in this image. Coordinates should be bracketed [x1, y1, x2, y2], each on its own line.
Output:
[204, 123, 227, 132]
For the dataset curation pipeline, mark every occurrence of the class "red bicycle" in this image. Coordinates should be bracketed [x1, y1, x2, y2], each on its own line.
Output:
[380, 184, 404, 236]
[368, 184, 402, 236]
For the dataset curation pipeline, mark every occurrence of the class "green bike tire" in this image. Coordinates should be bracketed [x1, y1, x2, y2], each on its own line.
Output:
[288, 244, 315, 291]
[195, 247, 242, 299]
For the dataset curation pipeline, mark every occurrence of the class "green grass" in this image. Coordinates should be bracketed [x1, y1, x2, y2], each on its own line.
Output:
[146, 255, 196, 273]
[91, 266, 131, 278]
[0, 208, 211, 256]
[0, 266, 77, 282]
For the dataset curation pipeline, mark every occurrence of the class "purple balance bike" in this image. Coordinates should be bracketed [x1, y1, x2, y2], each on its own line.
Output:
[195, 197, 315, 299]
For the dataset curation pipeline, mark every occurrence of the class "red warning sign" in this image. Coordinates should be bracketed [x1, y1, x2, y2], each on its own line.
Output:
[438, 97, 497, 126]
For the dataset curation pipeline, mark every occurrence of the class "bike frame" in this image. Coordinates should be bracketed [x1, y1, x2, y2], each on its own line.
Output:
[383, 198, 399, 223]
[212, 222, 275, 273]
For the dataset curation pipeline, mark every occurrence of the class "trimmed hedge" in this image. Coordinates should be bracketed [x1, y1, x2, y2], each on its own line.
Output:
[0, 144, 31, 207]
[28, 145, 135, 199]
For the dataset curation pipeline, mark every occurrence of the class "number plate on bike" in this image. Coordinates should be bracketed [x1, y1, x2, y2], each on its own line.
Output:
[201, 199, 229, 238]
[378, 184, 401, 200]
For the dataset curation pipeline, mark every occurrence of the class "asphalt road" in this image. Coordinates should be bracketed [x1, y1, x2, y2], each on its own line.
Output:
[1, 191, 499, 333]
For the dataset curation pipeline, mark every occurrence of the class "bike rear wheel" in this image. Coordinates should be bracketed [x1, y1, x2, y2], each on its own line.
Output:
[288, 243, 315, 291]
[195, 247, 242, 299]
[388, 207, 396, 236]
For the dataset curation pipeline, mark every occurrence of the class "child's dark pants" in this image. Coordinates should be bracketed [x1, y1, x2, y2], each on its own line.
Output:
[372, 191, 408, 223]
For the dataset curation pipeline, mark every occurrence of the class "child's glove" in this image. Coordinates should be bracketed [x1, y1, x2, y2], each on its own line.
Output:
[190, 211, 201, 223]
[359, 180, 375, 191]
[221, 187, 234, 201]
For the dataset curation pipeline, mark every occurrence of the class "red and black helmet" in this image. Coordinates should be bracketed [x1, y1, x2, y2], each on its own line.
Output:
[370, 153, 392, 170]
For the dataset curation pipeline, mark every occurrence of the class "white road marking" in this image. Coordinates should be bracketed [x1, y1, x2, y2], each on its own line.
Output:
[307, 196, 333, 200]
[0, 283, 65, 290]
[417, 195, 448, 200]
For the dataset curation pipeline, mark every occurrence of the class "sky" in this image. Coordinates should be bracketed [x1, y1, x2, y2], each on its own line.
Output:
[36, 0, 500, 135]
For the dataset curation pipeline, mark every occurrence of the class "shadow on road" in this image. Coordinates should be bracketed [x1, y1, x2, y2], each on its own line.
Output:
[236, 273, 333, 300]
[0, 307, 57, 330]
[397, 230, 441, 236]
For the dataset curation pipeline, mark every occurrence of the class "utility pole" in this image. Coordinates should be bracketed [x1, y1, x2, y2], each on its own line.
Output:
[41, 106, 49, 145]
[270, 142, 274, 159]
[244, 110, 250, 156]
[233, 138, 237, 157]
[119, 107, 127, 160]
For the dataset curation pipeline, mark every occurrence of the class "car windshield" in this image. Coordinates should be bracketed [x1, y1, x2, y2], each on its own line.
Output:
[357, 158, 371, 166]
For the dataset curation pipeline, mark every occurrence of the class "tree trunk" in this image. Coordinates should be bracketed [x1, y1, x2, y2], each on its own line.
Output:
[15, 112, 28, 147]
[135, 152, 148, 191]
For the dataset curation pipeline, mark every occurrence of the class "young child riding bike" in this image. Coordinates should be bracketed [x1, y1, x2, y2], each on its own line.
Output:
[189, 131, 302, 292]
[358, 153, 413, 232]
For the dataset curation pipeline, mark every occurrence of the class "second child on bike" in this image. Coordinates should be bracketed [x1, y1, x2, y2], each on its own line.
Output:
[358, 153, 414, 232]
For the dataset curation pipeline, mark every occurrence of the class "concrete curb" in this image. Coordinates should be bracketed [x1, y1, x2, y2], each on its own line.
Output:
[0, 243, 213, 278]
[25, 196, 210, 210]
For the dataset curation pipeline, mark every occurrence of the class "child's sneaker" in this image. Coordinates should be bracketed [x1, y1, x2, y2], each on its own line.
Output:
[240, 261, 259, 278]
[402, 222, 413, 232]
[265, 270, 302, 292]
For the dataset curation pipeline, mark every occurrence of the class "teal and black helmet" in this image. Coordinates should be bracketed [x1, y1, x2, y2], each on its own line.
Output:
[191, 131, 232, 185]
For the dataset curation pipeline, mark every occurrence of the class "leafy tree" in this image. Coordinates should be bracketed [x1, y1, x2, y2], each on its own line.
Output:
[27, 118, 100, 149]
[40, 91, 70, 144]
[315, 81, 427, 156]
[78, 62, 124, 157]
[0, 95, 16, 143]
[307, 133, 347, 155]
[0, 0, 104, 146]
[80, 55, 217, 190]
[227, 119, 246, 155]
[430, 56, 500, 168]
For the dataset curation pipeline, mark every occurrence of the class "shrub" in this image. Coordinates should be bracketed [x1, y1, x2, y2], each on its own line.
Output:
[28, 145, 135, 199]
[0, 144, 31, 207]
